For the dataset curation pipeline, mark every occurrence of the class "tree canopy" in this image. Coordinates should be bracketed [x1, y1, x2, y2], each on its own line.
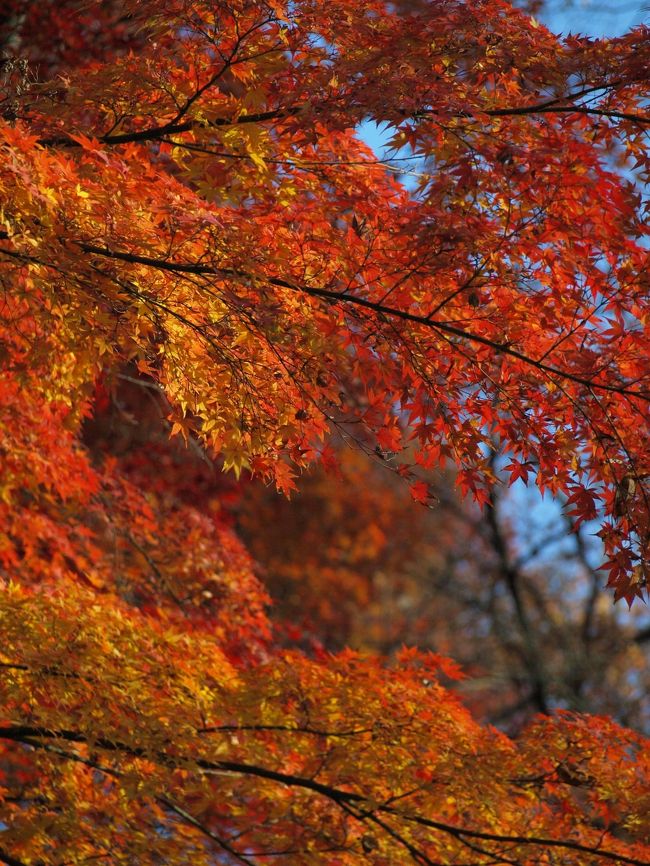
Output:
[0, 1, 649, 865]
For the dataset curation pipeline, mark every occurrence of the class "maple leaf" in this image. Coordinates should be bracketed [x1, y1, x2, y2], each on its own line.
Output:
[409, 480, 430, 504]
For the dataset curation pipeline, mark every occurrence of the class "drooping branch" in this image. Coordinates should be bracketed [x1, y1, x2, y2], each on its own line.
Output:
[1, 724, 647, 866]
[76, 243, 650, 403]
[38, 107, 303, 148]
[37, 95, 650, 151]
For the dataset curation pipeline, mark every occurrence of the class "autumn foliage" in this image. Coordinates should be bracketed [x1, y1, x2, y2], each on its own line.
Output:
[0, 0, 649, 864]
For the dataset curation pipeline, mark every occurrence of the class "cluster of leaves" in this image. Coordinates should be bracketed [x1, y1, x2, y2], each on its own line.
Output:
[1, 0, 649, 595]
[2, 586, 650, 866]
[0, 0, 649, 864]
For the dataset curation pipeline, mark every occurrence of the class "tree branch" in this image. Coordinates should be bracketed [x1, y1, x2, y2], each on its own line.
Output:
[39, 108, 302, 148]
[77, 243, 650, 403]
[1, 724, 647, 866]
[484, 474, 550, 715]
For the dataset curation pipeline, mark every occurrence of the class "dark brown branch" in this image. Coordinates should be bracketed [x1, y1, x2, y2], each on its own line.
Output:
[198, 723, 374, 737]
[1, 724, 647, 866]
[39, 108, 301, 148]
[485, 106, 650, 125]
[484, 475, 550, 715]
[77, 243, 650, 404]
[37, 92, 649, 150]
[159, 798, 258, 866]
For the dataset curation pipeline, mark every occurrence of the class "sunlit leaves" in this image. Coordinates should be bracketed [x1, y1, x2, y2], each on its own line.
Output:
[1, 583, 648, 865]
[0, 1, 649, 862]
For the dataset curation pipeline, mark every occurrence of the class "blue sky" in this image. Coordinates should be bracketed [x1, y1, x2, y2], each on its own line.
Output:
[535, 0, 647, 37]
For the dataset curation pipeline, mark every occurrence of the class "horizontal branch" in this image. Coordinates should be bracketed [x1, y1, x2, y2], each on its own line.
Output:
[0, 723, 361, 802]
[39, 108, 301, 148]
[198, 723, 374, 737]
[485, 105, 650, 125]
[78, 243, 650, 403]
[36, 89, 650, 151]
[0, 724, 646, 866]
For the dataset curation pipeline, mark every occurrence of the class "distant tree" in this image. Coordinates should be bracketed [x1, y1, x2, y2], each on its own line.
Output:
[239, 448, 650, 731]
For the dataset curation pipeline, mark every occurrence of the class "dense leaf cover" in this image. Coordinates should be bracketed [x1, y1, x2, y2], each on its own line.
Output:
[0, 1, 649, 864]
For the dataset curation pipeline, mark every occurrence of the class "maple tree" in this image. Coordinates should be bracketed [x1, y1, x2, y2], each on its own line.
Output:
[1, 0, 650, 864]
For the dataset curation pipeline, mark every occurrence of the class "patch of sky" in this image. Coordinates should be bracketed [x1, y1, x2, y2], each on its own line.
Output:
[356, 118, 428, 192]
[530, 0, 648, 37]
